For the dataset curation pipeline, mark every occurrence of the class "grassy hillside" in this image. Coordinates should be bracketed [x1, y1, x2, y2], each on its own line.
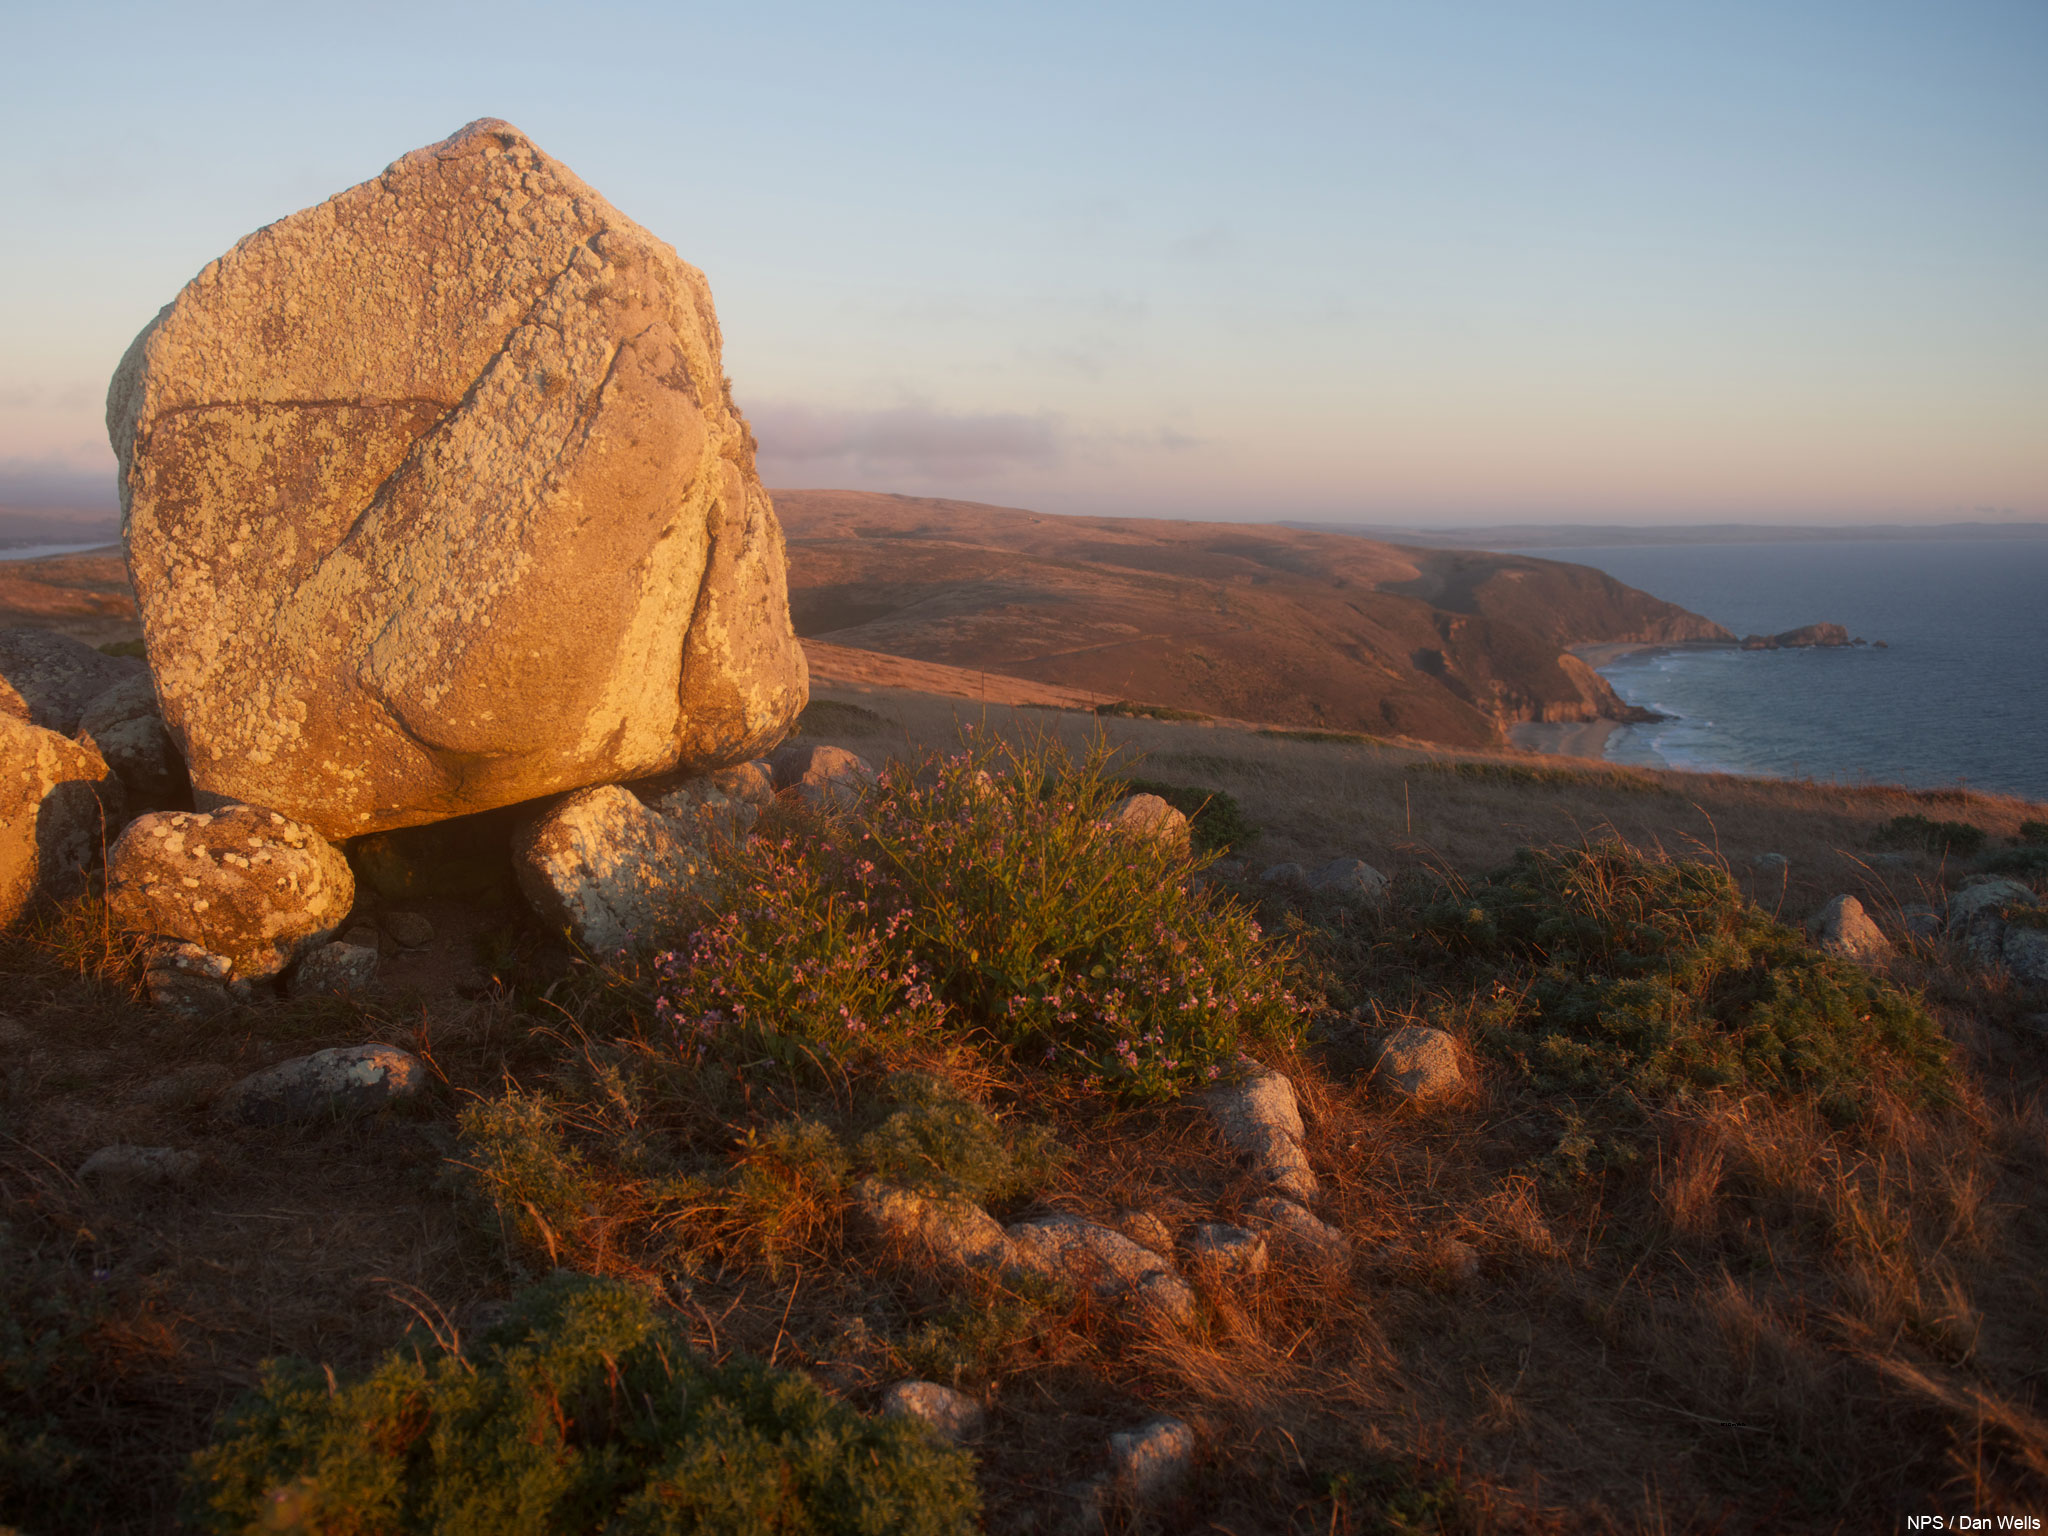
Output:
[775, 490, 1732, 748]
[5, 684, 2045, 1532]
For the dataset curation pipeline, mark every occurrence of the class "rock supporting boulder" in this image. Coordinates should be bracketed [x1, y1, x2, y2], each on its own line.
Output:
[768, 744, 877, 811]
[141, 941, 243, 1015]
[289, 941, 380, 997]
[106, 806, 353, 979]
[1807, 895, 1890, 965]
[106, 118, 806, 840]
[1370, 1025, 1464, 1101]
[0, 629, 143, 735]
[216, 1044, 427, 1125]
[1203, 1060, 1317, 1201]
[2, 714, 124, 928]
[75, 673, 187, 811]
[512, 785, 713, 953]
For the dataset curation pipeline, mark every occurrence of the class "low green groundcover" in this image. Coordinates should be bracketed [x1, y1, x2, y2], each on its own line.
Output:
[184, 1274, 979, 1536]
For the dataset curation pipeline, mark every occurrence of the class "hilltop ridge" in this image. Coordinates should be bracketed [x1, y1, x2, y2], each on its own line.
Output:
[776, 490, 1729, 748]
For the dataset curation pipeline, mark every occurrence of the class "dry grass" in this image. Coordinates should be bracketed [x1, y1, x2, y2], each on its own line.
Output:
[4, 691, 2045, 1532]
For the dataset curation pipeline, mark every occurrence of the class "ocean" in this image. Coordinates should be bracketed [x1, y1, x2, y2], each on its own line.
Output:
[1516, 538, 2048, 804]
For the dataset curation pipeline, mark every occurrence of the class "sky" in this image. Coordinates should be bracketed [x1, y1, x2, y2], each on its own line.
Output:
[2, 0, 2044, 526]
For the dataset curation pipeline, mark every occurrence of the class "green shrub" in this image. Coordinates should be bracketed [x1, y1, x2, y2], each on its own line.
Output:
[456, 1092, 609, 1269]
[856, 1073, 1061, 1204]
[1, 1225, 107, 1528]
[2018, 820, 2048, 846]
[1874, 815, 1986, 857]
[1096, 700, 1210, 721]
[1407, 760, 1663, 794]
[1423, 842, 1948, 1110]
[1981, 846, 2048, 877]
[1116, 775, 1259, 853]
[184, 1274, 979, 1536]
[653, 736, 1300, 1100]
[1256, 727, 1385, 747]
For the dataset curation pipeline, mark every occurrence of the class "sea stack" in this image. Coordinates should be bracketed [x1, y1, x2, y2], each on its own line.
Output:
[105, 120, 806, 840]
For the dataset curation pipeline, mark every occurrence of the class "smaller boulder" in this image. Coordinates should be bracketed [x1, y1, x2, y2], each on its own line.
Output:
[107, 806, 353, 978]
[1370, 1025, 1463, 1102]
[854, 1178, 1014, 1271]
[75, 674, 187, 812]
[638, 772, 760, 842]
[289, 941, 379, 998]
[76, 1144, 201, 1188]
[1180, 1221, 1268, 1277]
[1259, 862, 1304, 886]
[216, 1043, 427, 1126]
[769, 744, 877, 810]
[710, 759, 776, 807]
[0, 629, 143, 735]
[1808, 895, 1890, 964]
[1245, 1196, 1352, 1266]
[1107, 1416, 1196, 1502]
[512, 785, 713, 953]
[1948, 877, 2037, 931]
[2, 713, 124, 928]
[1099, 793, 1191, 855]
[2006, 926, 2048, 987]
[878, 1381, 985, 1443]
[1204, 1060, 1317, 1200]
[142, 941, 240, 1016]
[1309, 857, 1387, 902]
[1750, 853, 1789, 876]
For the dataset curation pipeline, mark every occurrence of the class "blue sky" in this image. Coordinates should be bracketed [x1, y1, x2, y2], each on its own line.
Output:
[3, 0, 2043, 523]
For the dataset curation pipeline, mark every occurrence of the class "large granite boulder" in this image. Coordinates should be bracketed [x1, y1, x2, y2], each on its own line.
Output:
[1, 714, 125, 927]
[106, 119, 806, 841]
[106, 806, 354, 978]
[0, 629, 143, 735]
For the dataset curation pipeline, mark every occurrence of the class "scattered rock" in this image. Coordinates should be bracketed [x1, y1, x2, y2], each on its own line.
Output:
[216, 1043, 427, 1126]
[711, 759, 777, 807]
[133, 1062, 238, 1110]
[107, 119, 806, 841]
[142, 942, 241, 1015]
[1005, 1212, 1196, 1327]
[1369, 1025, 1464, 1102]
[854, 1178, 1013, 1271]
[769, 744, 878, 811]
[1180, 1222, 1268, 1277]
[289, 941, 380, 997]
[2, 713, 124, 929]
[1099, 793, 1191, 855]
[1111, 1208, 1175, 1255]
[2006, 926, 2048, 987]
[1309, 856, 1388, 901]
[1259, 862, 1304, 886]
[342, 924, 381, 950]
[512, 785, 713, 953]
[1900, 902, 1942, 940]
[1807, 895, 1891, 964]
[382, 911, 435, 949]
[1208, 857, 1247, 880]
[878, 1381, 985, 1443]
[75, 673, 188, 812]
[1204, 1060, 1317, 1200]
[1107, 1416, 1197, 1502]
[106, 806, 353, 979]
[1750, 853, 1789, 876]
[1949, 877, 2037, 930]
[1245, 1196, 1353, 1266]
[0, 628, 143, 735]
[76, 1145, 201, 1188]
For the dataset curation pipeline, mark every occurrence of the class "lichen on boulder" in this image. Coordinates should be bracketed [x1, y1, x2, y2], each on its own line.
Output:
[106, 118, 806, 841]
